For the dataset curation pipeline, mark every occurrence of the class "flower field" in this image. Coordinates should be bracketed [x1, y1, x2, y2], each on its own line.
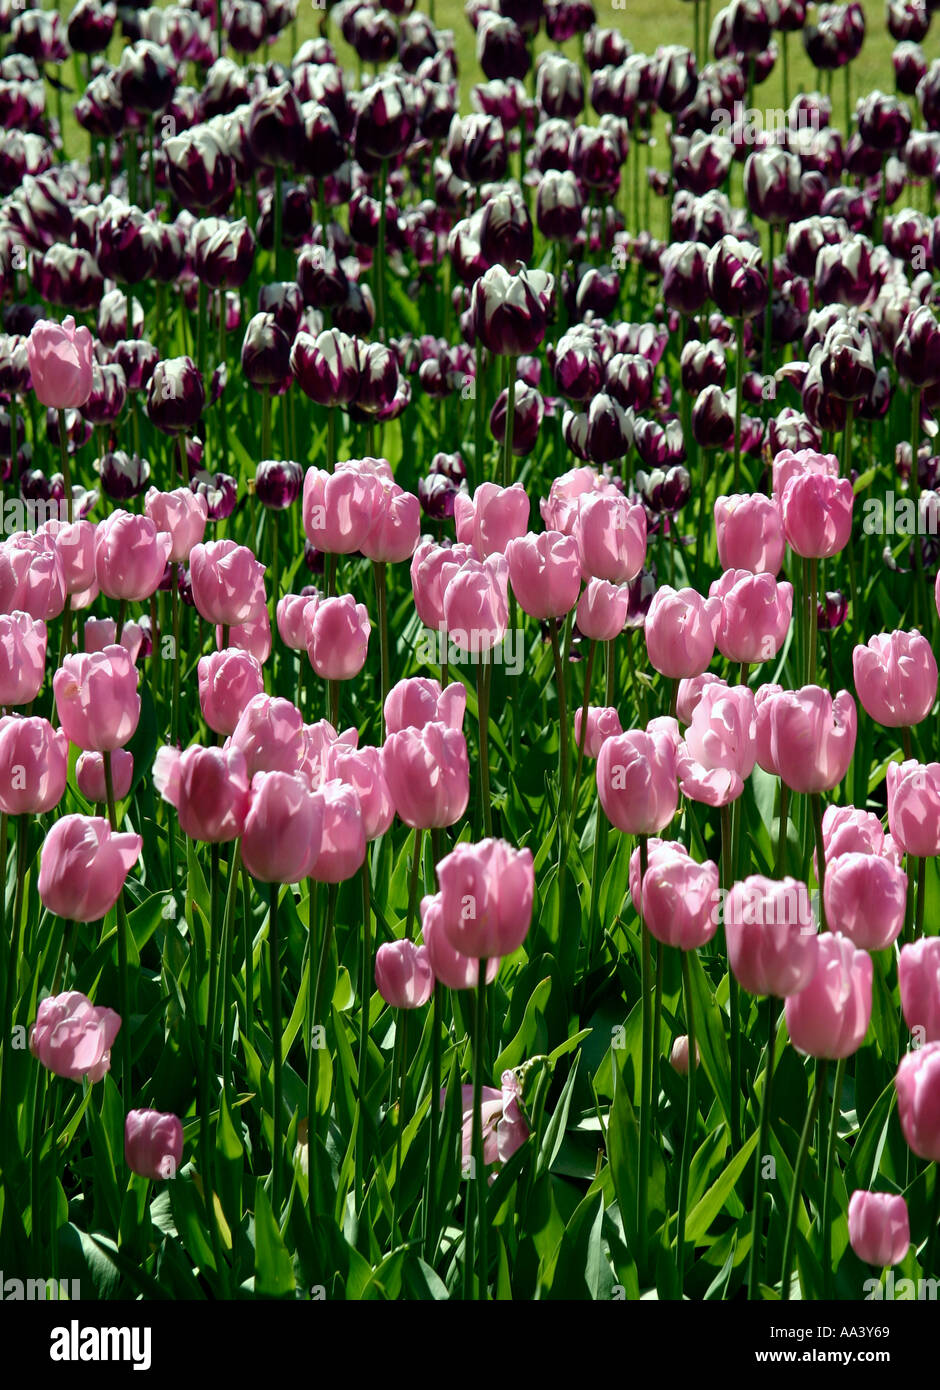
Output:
[1, 0, 940, 1319]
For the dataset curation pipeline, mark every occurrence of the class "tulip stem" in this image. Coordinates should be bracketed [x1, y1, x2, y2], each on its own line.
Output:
[273, 166, 283, 281]
[676, 949, 697, 1292]
[373, 560, 391, 711]
[548, 619, 570, 826]
[392, 1009, 408, 1242]
[776, 783, 790, 876]
[925, 1169, 940, 1278]
[780, 1058, 828, 1300]
[57, 409, 73, 523]
[501, 356, 517, 487]
[170, 563, 181, 749]
[0, 814, 24, 1117]
[732, 318, 744, 492]
[719, 803, 742, 1151]
[810, 792, 828, 932]
[747, 999, 777, 1299]
[914, 855, 927, 943]
[910, 387, 928, 630]
[822, 1057, 846, 1298]
[104, 753, 132, 1103]
[268, 881, 284, 1213]
[356, 859, 372, 1214]
[376, 159, 389, 345]
[567, 638, 596, 858]
[474, 345, 487, 484]
[636, 834, 652, 1282]
[426, 979, 442, 1263]
[262, 388, 272, 464]
[762, 224, 774, 381]
[476, 662, 494, 838]
[472, 959, 489, 1300]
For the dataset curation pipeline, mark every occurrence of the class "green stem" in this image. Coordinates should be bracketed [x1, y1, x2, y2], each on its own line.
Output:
[269, 882, 284, 1213]
[733, 317, 744, 491]
[636, 834, 652, 1281]
[822, 1057, 846, 1298]
[747, 1000, 776, 1299]
[676, 950, 697, 1292]
[720, 803, 742, 1151]
[373, 561, 390, 711]
[57, 409, 73, 523]
[810, 792, 828, 932]
[356, 859, 372, 1214]
[476, 662, 493, 838]
[501, 355, 517, 487]
[104, 753, 131, 1102]
[548, 619, 570, 825]
[780, 1059, 829, 1300]
[473, 958, 489, 1299]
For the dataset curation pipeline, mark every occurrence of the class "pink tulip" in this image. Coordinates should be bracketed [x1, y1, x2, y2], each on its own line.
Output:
[328, 745, 394, 841]
[420, 893, 501, 991]
[676, 673, 727, 726]
[303, 465, 379, 554]
[725, 876, 819, 997]
[899, 938, 940, 1044]
[453, 1070, 529, 1167]
[784, 932, 872, 1058]
[384, 722, 470, 828]
[847, 1191, 910, 1268]
[678, 684, 757, 807]
[299, 718, 358, 787]
[853, 630, 937, 728]
[574, 705, 623, 758]
[436, 837, 535, 958]
[780, 471, 854, 558]
[669, 1035, 700, 1074]
[771, 447, 839, 504]
[309, 778, 366, 882]
[384, 676, 466, 736]
[540, 465, 619, 534]
[241, 770, 324, 883]
[125, 1109, 184, 1181]
[276, 593, 317, 650]
[410, 541, 476, 631]
[189, 539, 266, 627]
[144, 487, 209, 564]
[823, 852, 907, 951]
[374, 940, 434, 1008]
[304, 594, 370, 680]
[753, 682, 784, 775]
[636, 844, 719, 950]
[76, 749, 133, 805]
[767, 686, 856, 794]
[644, 585, 720, 679]
[895, 1042, 940, 1161]
[360, 480, 421, 564]
[576, 578, 629, 641]
[27, 315, 94, 409]
[94, 511, 172, 603]
[30, 990, 121, 1083]
[41, 519, 96, 596]
[82, 617, 143, 661]
[714, 493, 785, 575]
[710, 569, 792, 665]
[153, 743, 252, 843]
[38, 815, 141, 922]
[821, 804, 901, 867]
[442, 553, 510, 653]
[197, 648, 265, 736]
[454, 481, 530, 558]
[216, 605, 271, 664]
[505, 530, 582, 619]
[0, 611, 46, 706]
[54, 646, 140, 752]
[230, 694, 305, 777]
[887, 759, 940, 857]
[0, 716, 68, 815]
[0, 532, 65, 620]
[597, 727, 679, 834]
[573, 491, 647, 583]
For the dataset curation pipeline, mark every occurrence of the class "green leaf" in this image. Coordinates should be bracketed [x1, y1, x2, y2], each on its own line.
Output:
[253, 1181, 295, 1297]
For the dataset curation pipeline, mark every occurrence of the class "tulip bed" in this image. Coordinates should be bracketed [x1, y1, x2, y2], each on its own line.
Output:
[2, 0, 940, 1310]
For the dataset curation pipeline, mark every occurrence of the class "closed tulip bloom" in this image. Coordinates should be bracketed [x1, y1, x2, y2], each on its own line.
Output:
[411, 541, 475, 631]
[94, 510, 172, 602]
[505, 531, 582, 620]
[576, 579, 629, 642]
[76, 748, 133, 805]
[375, 940, 434, 1009]
[38, 814, 142, 922]
[638, 844, 719, 950]
[125, 1109, 184, 1181]
[197, 649, 264, 737]
[304, 594, 370, 680]
[230, 694, 305, 778]
[0, 716, 68, 815]
[26, 315, 94, 408]
[54, 646, 140, 752]
[785, 932, 872, 1058]
[824, 852, 907, 951]
[597, 728, 679, 835]
[360, 477, 421, 565]
[710, 569, 793, 665]
[153, 743, 252, 843]
[574, 705, 623, 758]
[771, 448, 840, 504]
[384, 722, 470, 828]
[441, 553, 510, 653]
[302, 466, 379, 555]
[821, 804, 901, 866]
[309, 778, 366, 883]
[241, 771, 324, 883]
[853, 631, 937, 727]
[645, 585, 720, 679]
[0, 611, 46, 705]
[453, 481, 530, 558]
[436, 837, 534, 958]
[29, 990, 121, 1083]
[768, 686, 857, 794]
[276, 593, 317, 651]
[725, 876, 819, 997]
[670, 1035, 700, 1074]
[420, 893, 501, 991]
[144, 487, 209, 564]
[677, 673, 727, 726]
[896, 1042, 940, 1161]
[329, 745, 394, 841]
[780, 470, 854, 558]
[573, 492, 647, 583]
[714, 494, 785, 574]
[42, 519, 96, 596]
[899, 938, 940, 1043]
[678, 684, 757, 807]
[887, 759, 940, 857]
[384, 677, 466, 736]
[0, 533, 66, 621]
[189, 539, 266, 627]
[454, 1070, 529, 1167]
[216, 606, 272, 665]
[847, 1192, 910, 1268]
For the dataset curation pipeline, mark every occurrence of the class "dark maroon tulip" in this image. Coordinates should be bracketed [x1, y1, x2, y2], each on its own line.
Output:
[706, 235, 768, 319]
[0, 334, 30, 394]
[257, 183, 313, 249]
[298, 101, 345, 178]
[472, 265, 553, 356]
[570, 124, 621, 190]
[479, 190, 533, 269]
[476, 12, 530, 82]
[146, 356, 205, 435]
[241, 312, 291, 391]
[82, 363, 127, 426]
[606, 353, 654, 412]
[10, 10, 69, 63]
[887, 0, 929, 42]
[296, 242, 348, 309]
[191, 216, 255, 289]
[856, 366, 892, 422]
[544, 0, 595, 42]
[917, 60, 940, 132]
[227, 0, 267, 54]
[536, 168, 582, 241]
[885, 209, 932, 265]
[785, 214, 849, 278]
[801, 359, 847, 432]
[247, 81, 303, 168]
[117, 40, 176, 114]
[33, 246, 103, 313]
[354, 75, 417, 161]
[258, 281, 303, 338]
[818, 318, 877, 402]
[584, 26, 629, 69]
[536, 53, 583, 119]
[636, 464, 690, 513]
[334, 281, 376, 337]
[654, 45, 697, 113]
[256, 458, 302, 510]
[352, 342, 400, 417]
[906, 130, 940, 178]
[67, 0, 117, 53]
[568, 264, 620, 319]
[418, 472, 460, 520]
[744, 147, 802, 223]
[552, 328, 602, 401]
[681, 339, 726, 392]
[490, 380, 544, 455]
[97, 206, 162, 286]
[96, 449, 151, 500]
[814, 236, 876, 308]
[672, 131, 734, 196]
[817, 591, 848, 631]
[290, 328, 360, 407]
[98, 289, 143, 346]
[430, 450, 467, 483]
[894, 41, 928, 96]
[563, 392, 633, 464]
[895, 305, 940, 387]
[164, 127, 236, 215]
[661, 240, 709, 315]
[191, 471, 237, 521]
[113, 340, 159, 392]
[692, 384, 736, 450]
[447, 112, 508, 183]
[634, 415, 685, 469]
[768, 407, 820, 454]
[729, 0, 773, 52]
[857, 90, 912, 151]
